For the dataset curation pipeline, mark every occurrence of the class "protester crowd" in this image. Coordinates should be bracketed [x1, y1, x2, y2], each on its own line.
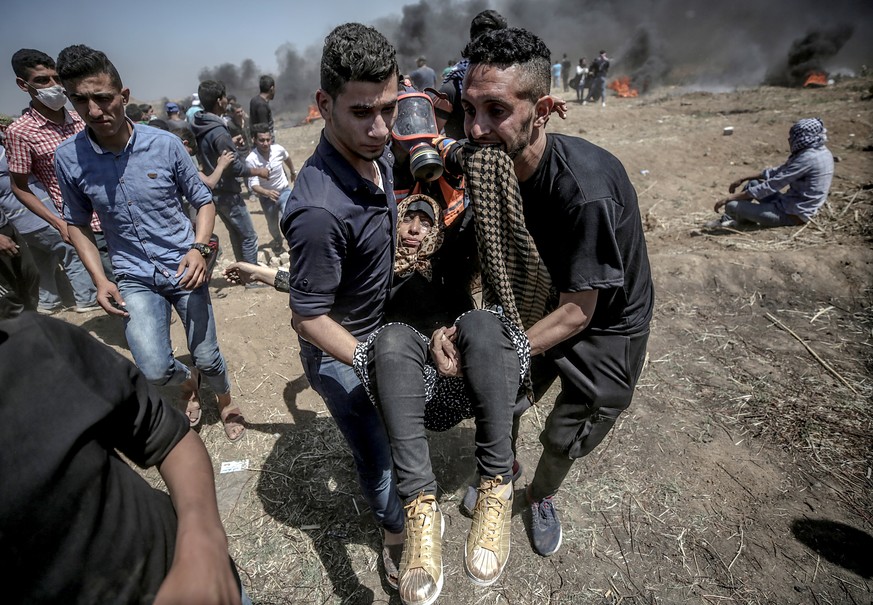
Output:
[0, 8, 832, 605]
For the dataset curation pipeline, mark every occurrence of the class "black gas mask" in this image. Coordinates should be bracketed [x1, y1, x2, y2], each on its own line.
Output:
[392, 92, 443, 182]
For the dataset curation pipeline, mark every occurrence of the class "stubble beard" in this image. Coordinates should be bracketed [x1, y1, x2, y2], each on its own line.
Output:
[506, 109, 535, 160]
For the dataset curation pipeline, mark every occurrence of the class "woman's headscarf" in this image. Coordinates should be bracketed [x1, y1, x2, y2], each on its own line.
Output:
[394, 194, 444, 280]
[789, 118, 827, 154]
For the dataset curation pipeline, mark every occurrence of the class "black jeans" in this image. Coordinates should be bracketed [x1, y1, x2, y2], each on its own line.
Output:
[522, 330, 650, 499]
[371, 310, 519, 502]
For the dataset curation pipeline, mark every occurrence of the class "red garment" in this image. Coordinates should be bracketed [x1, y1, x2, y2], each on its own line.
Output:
[5, 107, 101, 232]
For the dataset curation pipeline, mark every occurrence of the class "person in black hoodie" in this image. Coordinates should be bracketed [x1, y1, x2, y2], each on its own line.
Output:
[190, 80, 267, 265]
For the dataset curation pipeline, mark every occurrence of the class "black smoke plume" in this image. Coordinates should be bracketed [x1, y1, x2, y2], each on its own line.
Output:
[199, 59, 260, 104]
[767, 25, 855, 86]
[196, 0, 873, 118]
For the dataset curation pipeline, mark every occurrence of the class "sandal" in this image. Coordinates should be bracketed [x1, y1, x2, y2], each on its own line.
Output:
[181, 369, 202, 428]
[220, 406, 246, 442]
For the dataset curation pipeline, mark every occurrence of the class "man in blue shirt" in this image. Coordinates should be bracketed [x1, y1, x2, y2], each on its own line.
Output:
[281, 22, 405, 589]
[54, 45, 245, 442]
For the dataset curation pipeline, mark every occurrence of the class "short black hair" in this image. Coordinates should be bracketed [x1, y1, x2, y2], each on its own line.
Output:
[138, 103, 151, 112]
[469, 10, 507, 42]
[464, 27, 551, 102]
[11, 49, 55, 80]
[148, 118, 169, 131]
[320, 23, 398, 98]
[170, 127, 197, 155]
[259, 75, 275, 93]
[56, 45, 123, 90]
[251, 122, 271, 137]
[125, 104, 143, 122]
[198, 80, 226, 113]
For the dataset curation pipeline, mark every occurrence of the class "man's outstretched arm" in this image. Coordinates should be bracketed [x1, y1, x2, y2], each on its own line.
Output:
[154, 431, 240, 605]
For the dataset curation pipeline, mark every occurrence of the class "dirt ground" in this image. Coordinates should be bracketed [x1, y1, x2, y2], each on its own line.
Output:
[65, 77, 872, 604]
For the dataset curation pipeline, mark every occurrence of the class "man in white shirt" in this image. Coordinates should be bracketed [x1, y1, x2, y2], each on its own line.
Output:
[245, 123, 296, 249]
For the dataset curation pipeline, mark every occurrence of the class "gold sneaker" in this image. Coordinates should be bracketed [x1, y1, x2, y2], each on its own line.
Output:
[398, 493, 444, 605]
[464, 475, 512, 586]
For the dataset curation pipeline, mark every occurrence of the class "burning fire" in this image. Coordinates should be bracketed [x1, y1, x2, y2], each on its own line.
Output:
[607, 76, 639, 98]
[803, 71, 828, 88]
[297, 104, 322, 126]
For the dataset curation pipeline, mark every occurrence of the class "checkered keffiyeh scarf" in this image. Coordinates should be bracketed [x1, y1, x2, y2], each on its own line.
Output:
[463, 144, 554, 330]
[789, 118, 827, 154]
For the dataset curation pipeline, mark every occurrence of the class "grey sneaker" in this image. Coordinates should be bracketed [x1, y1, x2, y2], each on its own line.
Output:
[464, 475, 512, 586]
[74, 303, 101, 313]
[526, 485, 562, 556]
[398, 493, 444, 605]
[37, 305, 62, 315]
[460, 460, 522, 518]
[704, 214, 738, 229]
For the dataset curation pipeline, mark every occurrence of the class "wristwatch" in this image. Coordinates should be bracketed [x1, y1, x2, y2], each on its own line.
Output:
[191, 242, 213, 258]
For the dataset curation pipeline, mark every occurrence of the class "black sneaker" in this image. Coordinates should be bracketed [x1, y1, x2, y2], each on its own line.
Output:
[526, 485, 562, 556]
[460, 460, 522, 517]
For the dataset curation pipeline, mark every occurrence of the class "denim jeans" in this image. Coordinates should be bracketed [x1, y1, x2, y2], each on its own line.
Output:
[21, 226, 96, 309]
[213, 192, 259, 264]
[298, 337, 404, 533]
[724, 180, 804, 227]
[725, 199, 803, 227]
[370, 311, 518, 501]
[258, 187, 291, 243]
[117, 272, 230, 394]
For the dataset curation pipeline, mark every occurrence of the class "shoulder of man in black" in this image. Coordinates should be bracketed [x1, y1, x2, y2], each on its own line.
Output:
[535, 134, 637, 207]
[530, 133, 653, 333]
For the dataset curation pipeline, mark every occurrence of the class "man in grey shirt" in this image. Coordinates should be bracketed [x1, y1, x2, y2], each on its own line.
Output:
[709, 118, 834, 228]
[409, 56, 436, 91]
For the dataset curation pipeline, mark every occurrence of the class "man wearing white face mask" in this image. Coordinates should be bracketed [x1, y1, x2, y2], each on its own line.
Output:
[5, 49, 111, 280]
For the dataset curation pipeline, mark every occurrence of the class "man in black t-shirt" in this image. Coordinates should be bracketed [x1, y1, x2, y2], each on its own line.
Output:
[249, 74, 274, 136]
[0, 313, 244, 604]
[458, 28, 654, 557]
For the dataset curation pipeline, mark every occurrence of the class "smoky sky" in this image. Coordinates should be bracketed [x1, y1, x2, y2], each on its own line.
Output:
[196, 0, 872, 116]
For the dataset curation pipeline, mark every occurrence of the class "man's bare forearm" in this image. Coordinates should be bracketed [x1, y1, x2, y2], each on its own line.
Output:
[68, 224, 110, 286]
[158, 431, 226, 548]
[292, 313, 358, 365]
[155, 431, 239, 605]
[526, 290, 598, 356]
[251, 185, 274, 198]
[10, 173, 64, 228]
[193, 202, 216, 245]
